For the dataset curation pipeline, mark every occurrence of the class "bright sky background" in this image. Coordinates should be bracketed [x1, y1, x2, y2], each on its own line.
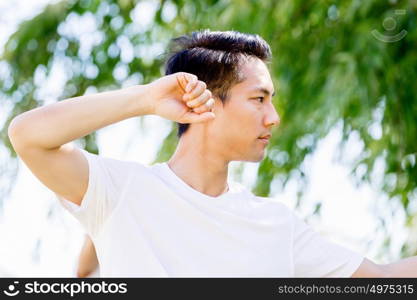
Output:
[0, 0, 409, 277]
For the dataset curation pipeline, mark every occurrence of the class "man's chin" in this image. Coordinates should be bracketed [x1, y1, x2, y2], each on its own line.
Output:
[241, 153, 266, 163]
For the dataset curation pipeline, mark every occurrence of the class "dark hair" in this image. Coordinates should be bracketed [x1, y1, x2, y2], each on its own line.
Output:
[164, 29, 272, 138]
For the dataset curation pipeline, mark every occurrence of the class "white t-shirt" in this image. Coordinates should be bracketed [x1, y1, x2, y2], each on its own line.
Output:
[57, 149, 364, 277]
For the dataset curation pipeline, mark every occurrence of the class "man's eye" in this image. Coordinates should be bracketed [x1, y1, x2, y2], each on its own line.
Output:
[253, 97, 264, 103]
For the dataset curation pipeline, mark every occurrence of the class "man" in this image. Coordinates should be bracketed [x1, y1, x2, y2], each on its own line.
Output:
[8, 30, 416, 277]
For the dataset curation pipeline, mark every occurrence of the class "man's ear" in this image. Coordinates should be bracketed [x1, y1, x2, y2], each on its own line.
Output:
[213, 95, 226, 113]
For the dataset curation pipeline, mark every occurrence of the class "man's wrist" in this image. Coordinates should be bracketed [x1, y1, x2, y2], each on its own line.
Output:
[126, 84, 155, 117]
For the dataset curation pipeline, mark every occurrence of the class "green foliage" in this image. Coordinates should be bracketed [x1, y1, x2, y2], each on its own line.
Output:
[1, 0, 416, 257]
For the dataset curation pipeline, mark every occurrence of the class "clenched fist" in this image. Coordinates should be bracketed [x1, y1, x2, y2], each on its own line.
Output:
[146, 72, 216, 124]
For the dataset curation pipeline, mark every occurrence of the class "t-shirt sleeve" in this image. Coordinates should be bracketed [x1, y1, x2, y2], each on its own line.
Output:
[292, 211, 364, 277]
[56, 149, 133, 238]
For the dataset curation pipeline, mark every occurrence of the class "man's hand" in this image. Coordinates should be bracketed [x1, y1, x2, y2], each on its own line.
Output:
[146, 72, 216, 124]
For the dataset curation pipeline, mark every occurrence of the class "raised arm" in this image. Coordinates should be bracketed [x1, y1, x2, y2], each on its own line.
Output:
[8, 72, 215, 206]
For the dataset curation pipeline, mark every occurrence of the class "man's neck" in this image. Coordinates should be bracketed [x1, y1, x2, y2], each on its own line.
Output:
[167, 139, 229, 198]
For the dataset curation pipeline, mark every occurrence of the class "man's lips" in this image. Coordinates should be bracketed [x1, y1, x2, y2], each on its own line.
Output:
[258, 135, 271, 144]
[258, 134, 271, 140]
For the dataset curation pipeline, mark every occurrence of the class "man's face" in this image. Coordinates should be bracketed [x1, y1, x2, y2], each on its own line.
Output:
[209, 57, 280, 162]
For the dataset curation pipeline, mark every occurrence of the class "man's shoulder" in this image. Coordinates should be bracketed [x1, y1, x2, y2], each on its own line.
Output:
[83, 150, 149, 168]
[81, 150, 154, 180]
[251, 194, 294, 212]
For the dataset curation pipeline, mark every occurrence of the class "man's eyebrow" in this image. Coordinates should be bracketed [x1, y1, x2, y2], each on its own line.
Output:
[252, 87, 275, 97]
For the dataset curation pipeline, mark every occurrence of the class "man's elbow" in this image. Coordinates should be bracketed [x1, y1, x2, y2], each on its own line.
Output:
[8, 116, 26, 152]
[8, 114, 41, 153]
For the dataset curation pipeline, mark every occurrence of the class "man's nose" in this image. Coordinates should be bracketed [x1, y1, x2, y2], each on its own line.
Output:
[264, 103, 280, 127]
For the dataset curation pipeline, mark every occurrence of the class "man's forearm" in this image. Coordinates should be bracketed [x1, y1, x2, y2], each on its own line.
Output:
[385, 255, 417, 277]
[8, 84, 152, 150]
